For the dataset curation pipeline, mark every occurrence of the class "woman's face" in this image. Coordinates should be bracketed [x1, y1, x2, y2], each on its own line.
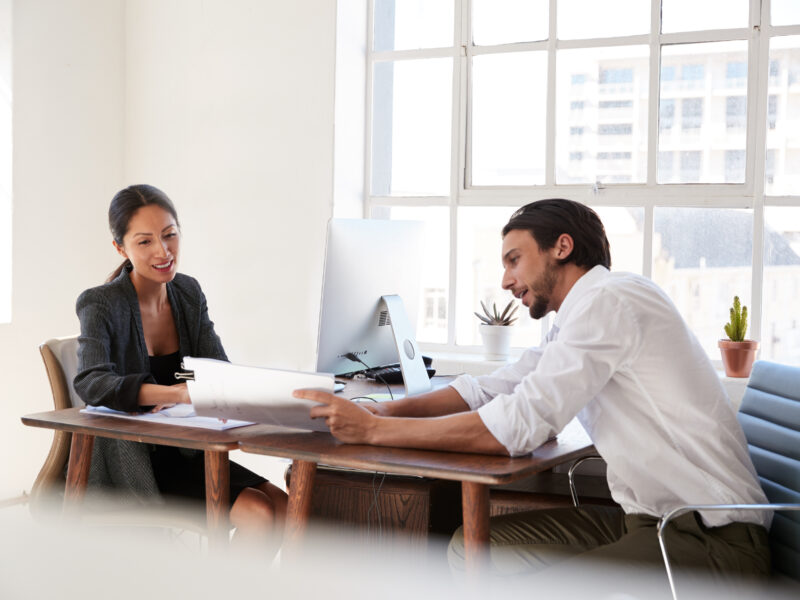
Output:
[114, 204, 180, 287]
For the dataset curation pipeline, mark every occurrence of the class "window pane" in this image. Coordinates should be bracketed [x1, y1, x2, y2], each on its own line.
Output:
[456, 207, 543, 348]
[765, 36, 800, 196]
[659, 41, 748, 184]
[653, 208, 753, 359]
[662, 0, 749, 33]
[471, 52, 547, 186]
[371, 59, 452, 196]
[373, 206, 450, 344]
[556, 46, 649, 184]
[472, 0, 548, 46]
[373, 0, 454, 51]
[592, 206, 644, 274]
[772, 0, 800, 26]
[558, 0, 650, 39]
[762, 207, 800, 363]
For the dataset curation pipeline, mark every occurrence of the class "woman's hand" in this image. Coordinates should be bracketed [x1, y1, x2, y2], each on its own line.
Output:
[174, 382, 191, 404]
[295, 389, 378, 444]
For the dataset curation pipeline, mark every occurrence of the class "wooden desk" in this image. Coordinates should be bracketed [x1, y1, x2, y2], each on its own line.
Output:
[21, 407, 267, 549]
[240, 414, 595, 569]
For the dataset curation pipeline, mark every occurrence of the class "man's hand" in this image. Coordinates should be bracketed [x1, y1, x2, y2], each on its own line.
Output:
[294, 389, 378, 444]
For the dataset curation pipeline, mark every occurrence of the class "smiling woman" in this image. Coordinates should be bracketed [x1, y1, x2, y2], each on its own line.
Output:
[73, 184, 288, 551]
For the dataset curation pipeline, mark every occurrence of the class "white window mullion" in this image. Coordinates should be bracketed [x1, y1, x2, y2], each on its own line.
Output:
[749, 0, 771, 345]
[643, 204, 655, 278]
[363, 0, 376, 218]
[545, 0, 558, 186]
[647, 0, 661, 186]
[449, 0, 469, 347]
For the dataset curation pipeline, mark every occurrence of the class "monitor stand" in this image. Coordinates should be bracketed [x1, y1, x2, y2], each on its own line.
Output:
[381, 295, 432, 396]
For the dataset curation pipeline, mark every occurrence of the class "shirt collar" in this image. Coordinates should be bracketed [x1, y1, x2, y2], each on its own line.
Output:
[553, 264, 609, 329]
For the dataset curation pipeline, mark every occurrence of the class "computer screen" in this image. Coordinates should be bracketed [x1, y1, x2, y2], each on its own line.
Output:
[315, 218, 430, 394]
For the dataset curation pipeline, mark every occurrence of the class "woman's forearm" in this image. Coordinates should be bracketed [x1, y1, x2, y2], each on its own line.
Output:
[137, 382, 189, 406]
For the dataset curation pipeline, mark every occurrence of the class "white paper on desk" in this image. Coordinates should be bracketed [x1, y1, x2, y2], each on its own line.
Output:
[184, 356, 333, 432]
[80, 405, 252, 431]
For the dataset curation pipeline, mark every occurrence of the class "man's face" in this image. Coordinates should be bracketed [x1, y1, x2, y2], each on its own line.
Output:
[501, 229, 562, 320]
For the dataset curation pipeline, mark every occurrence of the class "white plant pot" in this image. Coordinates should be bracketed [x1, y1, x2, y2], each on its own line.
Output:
[479, 325, 513, 360]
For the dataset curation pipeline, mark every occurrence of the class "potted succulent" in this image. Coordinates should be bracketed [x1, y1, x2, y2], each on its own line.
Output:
[475, 299, 518, 360]
[718, 296, 759, 378]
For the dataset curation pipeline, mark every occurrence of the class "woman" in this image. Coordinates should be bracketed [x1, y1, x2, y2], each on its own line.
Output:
[74, 184, 287, 547]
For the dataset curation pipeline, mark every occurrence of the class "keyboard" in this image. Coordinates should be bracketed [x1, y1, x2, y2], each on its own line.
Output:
[365, 363, 436, 385]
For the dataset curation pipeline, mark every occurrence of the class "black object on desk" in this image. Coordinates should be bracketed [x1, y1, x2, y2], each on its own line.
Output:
[340, 356, 436, 384]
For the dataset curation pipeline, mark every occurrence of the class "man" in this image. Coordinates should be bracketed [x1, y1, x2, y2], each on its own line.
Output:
[295, 198, 770, 580]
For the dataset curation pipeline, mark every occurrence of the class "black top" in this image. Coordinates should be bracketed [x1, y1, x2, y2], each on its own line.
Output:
[148, 351, 182, 387]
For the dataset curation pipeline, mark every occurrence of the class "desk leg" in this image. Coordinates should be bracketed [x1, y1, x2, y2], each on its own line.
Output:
[462, 481, 490, 571]
[204, 450, 230, 551]
[286, 459, 316, 545]
[64, 433, 94, 511]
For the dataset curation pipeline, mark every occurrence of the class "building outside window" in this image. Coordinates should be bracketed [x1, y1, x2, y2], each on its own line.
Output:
[364, 0, 800, 365]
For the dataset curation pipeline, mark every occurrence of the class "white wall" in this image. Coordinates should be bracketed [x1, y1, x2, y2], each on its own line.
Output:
[1, 0, 337, 499]
[123, 0, 336, 371]
[1, 0, 126, 499]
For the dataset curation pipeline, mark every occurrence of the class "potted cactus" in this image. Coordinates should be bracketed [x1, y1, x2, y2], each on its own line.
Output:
[475, 299, 518, 360]
[718, 296, 759, 378]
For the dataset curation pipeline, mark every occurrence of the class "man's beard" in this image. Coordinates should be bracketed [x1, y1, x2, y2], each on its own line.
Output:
[529, 259, 560, 320]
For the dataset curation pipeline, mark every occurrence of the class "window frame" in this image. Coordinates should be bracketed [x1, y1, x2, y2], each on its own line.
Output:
[362, 0, 800, 362]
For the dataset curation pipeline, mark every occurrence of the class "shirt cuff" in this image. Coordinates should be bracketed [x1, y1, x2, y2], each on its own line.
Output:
[476, 399, 517, 455]
[449, 374, 486, 411]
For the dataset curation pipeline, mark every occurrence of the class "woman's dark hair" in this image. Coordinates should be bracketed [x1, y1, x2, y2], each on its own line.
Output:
[501, 198, 611, 269]
[106, 184, 180, 282]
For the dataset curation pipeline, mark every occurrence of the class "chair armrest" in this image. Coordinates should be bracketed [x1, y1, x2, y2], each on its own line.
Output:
[567, 454, 604, 507]
[658, 503, 800, 600]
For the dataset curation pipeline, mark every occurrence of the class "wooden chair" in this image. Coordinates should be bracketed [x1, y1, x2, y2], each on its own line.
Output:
[30, 336, 208, 542]
[29, 336, 82, 513]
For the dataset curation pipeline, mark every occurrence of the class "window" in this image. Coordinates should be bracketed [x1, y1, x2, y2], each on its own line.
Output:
[725, 150, 746, 183]
[681, 64, 705, 81]
[599, 67, 633, 84]
[681, 98, 703, 130]
[725, 96, 746, 129]
[598, 100, 633, 110]
[363, 1, 800, 364]
[598, 124, 632, 136]
[767, 94, 778, 129]
[659, 98, 675, 130]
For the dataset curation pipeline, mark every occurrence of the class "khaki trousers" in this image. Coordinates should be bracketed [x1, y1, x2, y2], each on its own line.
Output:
[448, 506, 770, 594]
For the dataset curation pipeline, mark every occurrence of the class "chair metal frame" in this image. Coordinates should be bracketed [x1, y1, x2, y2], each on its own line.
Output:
[658, 503, 800, 600]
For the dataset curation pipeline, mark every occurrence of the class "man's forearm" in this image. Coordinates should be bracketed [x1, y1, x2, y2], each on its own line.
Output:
[368, 410, 507, 455]
[382, 385, 471, 418]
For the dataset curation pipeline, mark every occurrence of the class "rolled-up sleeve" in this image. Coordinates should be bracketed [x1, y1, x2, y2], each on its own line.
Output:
[449, 346, 546, 410]
[73, 289, 154, 412]
[477, 290, 641, 456]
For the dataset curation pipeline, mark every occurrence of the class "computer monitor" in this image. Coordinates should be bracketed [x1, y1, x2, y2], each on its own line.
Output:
[315, 218, 431, 396]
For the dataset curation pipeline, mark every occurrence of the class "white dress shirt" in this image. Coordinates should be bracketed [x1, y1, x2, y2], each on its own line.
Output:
[451, 266, 769, 528]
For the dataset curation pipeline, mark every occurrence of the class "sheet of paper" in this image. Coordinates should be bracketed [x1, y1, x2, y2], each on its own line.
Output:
[80, 405, 253, 431]
[184, 357, 334, 432]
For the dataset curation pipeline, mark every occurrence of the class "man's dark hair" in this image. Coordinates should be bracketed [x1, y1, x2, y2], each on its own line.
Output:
[502, 198, 611, 269]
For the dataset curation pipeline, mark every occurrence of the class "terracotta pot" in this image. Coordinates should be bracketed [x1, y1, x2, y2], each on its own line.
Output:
[718, 339, 759, 378]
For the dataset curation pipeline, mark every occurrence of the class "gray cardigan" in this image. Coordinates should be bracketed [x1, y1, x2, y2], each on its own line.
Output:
[74, 266, 227, 505]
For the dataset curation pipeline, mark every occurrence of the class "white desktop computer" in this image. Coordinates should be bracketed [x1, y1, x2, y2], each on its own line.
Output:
[315, 218, 432, 396]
